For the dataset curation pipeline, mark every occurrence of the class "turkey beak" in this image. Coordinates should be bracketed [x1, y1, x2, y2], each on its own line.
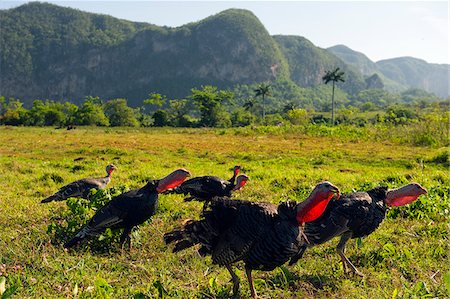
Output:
[420, 186, 428, 195]
[331, 186, 340, 200]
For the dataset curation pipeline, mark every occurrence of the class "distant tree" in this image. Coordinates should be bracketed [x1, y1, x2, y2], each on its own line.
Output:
[25, 100, 45, 126]
[152, 109, 170, 127]
[360, 101, 377, 112]
[283, 102, 298, 113]
[322, 67, 345, 125]
[75, 96, 109, 126]
[263, 113, 284, 126]
[63, 102, 79, 126]
[400, 88, 440, 104]
[104, 98, 139, 127]
[243, 98, 255, 111]
[26, 100, 67, 126]
[190, 86, 233, 127]
[385, 104, 418, 125]
[0, 97, 28, 125]
[143, 93, 167, 113]
[0, 96, 5, 116]
[355, 89, 398, 108]
[231, 108, 256, 127]
[169, 99, 191, 127]
[285, 108, 309, 125]
[254, 82, 271, 119]
[135, 106, 153, 127]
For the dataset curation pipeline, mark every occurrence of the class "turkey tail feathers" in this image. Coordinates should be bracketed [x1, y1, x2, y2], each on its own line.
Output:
[63, 225, 99, 248]
[164, 219, 210, 253]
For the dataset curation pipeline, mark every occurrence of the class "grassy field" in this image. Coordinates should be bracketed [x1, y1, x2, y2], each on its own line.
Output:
[0, 126, 449, 298]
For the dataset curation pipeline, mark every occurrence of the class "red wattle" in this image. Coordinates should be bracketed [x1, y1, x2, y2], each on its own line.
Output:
[297, 200, 327, 223]
[157, 178, 187, 193]
[388, 195, 420, 207]
[296, 193, 335, 224]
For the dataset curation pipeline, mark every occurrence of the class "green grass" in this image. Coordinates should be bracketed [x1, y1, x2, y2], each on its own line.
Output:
[0, 126, 449, 298]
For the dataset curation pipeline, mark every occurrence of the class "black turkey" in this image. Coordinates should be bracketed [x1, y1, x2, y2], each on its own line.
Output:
[64, 168, 190, 249]
[164, 181, 339, 298]
[166, 166, 248, 202]
[289, 183, 427, 276]
[41, 164, 117, 203]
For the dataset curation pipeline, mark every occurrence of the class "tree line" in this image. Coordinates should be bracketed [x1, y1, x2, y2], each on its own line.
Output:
[0, 83, 447, 128]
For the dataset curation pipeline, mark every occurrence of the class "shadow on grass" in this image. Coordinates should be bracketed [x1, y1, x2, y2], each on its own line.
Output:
[197, 284, 233, 299]
[292, 273, 339, 293]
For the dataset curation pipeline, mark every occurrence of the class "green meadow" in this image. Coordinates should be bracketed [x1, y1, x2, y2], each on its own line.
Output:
[0, 126, 449, 298]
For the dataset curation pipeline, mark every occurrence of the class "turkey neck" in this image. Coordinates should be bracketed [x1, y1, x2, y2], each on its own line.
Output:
[106, 169, 114, 178]
[295, 190, 335, 225]
[141, 181, 158, 193]
[294, 191, 319, 225]
[384, 185, 419, 207]
[228, 168, 239, 183]
[385, 187, 402, 203]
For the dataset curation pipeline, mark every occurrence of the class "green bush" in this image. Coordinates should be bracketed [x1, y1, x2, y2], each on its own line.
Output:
[285, 108, 309, 125]
[47, 185, 130, 252]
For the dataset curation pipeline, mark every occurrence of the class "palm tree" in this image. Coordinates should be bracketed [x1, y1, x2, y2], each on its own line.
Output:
[254, 83, 271, 119]
[322, 68, 345, 125]
[243, 98, 256, 111]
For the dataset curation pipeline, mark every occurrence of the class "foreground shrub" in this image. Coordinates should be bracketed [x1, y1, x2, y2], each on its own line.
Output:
[47, 185, 130, 252]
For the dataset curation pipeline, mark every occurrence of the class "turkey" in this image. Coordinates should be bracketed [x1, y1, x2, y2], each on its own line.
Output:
[41, 164, 118, 203]
[165, 166, 248, 202]
[228, 165, 241, 184]
[288, 182, 427, 276]
[64, 168, 190, 249]
[164, 181, 340, 298]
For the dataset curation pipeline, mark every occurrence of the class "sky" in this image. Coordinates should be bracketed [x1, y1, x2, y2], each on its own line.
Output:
[1, 1, 448, 64]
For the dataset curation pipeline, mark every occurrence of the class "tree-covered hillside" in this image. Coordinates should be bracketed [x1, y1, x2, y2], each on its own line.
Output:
[274, 36, 365, 94]
[327, 44, 378, 76]
[376, 57, 449, 98]
[328, 45, 449, 97]
[0, 2, 153, 103]
[0, 2, 448, 106]
[0, 3, 288, 105]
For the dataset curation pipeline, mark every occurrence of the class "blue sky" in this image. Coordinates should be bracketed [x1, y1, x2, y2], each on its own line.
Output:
[1, 1, 448, 64]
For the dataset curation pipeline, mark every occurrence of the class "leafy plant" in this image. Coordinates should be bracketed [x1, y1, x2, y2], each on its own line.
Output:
[94, 277, 113, 298]
[47, 186, 130, 252]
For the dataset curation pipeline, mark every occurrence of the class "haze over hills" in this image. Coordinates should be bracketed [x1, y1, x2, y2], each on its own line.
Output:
[0, 2, 448, 106]
[328, 45, 449, 97]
